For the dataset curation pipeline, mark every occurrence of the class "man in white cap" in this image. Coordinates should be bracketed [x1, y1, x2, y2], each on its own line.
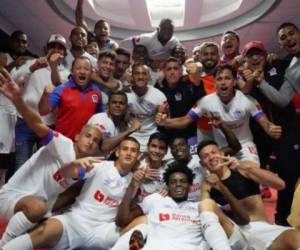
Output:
[11, 33, 69, 172]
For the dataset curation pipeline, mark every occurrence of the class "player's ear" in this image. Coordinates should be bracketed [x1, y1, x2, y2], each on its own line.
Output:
[74, 134, 80, 142]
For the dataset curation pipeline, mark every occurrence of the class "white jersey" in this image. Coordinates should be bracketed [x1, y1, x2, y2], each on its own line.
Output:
[64, 50, 97, 70]
[1, 130, 76, 208]
[11, 59, 69, 125]
[189, 90, 264, 147]
[120, 31, 180, 61]
[127, 86, 167, 151]
[70, 161, 132, 227]
[139, 193, 208, 250]
[167, 155, 205, 202]
[87, 112, 119, 137]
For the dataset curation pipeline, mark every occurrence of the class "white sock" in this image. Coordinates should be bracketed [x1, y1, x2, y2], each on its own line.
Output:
[2, 233, 33, 250]
[0, 211, 35, 246]
[199, 211, 231, 250]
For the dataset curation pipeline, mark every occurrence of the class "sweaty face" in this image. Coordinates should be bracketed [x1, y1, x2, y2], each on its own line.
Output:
[278, 25, 300, 55]
[147, 139, 167, 162]
[215, 69, 236, 103]
[200, 46, 219, 71]
[71, 58, 93, 88]
[132, 65, 150, 89]
[108, 94, 127, 117]
[168, 172, 189, 202]
[97, 56, 115, 80]
[163, 61, 182, 86]
[199, 144, 223, 173]
[221, 33, 239, 56]
[116, 140, 140, 170]
[11, 34, 28, 54]
[114, 54, 130, 79]
[245, 48, 266, 71]
[70, 27, 87, 48]
[171, 138, 190, 161]
[94, 21, 110, 42]
[75, 127, 102, 156]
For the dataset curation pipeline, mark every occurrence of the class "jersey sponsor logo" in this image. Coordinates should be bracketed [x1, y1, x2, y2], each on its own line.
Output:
[233, 110, 243, 119]
[94, 190, 120, 207]
[52, 171, 70, 189]
[159, 213, 170, 221]
[91, 94, 99, 103]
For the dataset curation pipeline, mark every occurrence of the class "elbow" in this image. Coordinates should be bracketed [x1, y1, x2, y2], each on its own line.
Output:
[234, 214, 250, 226]
[115, 217, 129, 228]
[276, 179, 286, 191]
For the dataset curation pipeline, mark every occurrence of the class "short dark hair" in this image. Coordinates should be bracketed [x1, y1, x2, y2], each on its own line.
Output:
[10, 30, 26, 40]
[148, 132, 169, 147]
[159, 18, 173, 28]
[277, 22, 299, 34]
[197, 140, 218, 156]
[116, 47, 131, 59]
[119, 136, 140, 150]
[223, 30, 240, 42]
[98, 50, 117, 61]
[95, 19, 110, 29]
[163, 57, 181, 68]
[108, 91, 128, 103]
[163, 161, 195, 185]
[213, 64, 237, 79]
[170, 137, 188, 147]
[132, 63, 150, 74]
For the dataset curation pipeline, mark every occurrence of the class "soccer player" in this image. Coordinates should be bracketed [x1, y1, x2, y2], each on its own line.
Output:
[1, 137, 141, 250]
[0, 68, 102, 247]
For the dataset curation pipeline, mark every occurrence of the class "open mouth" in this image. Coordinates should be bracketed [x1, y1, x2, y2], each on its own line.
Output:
[287, 42, 297, 49]
[78, 75, 86, 81]
[175, 188, 184, 195]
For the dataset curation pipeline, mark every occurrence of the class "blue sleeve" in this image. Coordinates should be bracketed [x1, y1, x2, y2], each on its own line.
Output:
[48, 84, 65, 109]
[40, 129, 54, 146]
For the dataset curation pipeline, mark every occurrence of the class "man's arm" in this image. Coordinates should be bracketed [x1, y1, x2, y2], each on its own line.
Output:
[204, 174, 249, 225]
[155, 113, 194, 129]
[0, 68, 50, 138]
[256, 114, 282, 139]
[100, 120, 141, 153]
[75, 0, 90, 32]
[236, 160, 285, 190]
[115, 170, 145, 228]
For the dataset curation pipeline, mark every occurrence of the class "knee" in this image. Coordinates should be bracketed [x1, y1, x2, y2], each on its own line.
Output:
[19, 200, 48, 222]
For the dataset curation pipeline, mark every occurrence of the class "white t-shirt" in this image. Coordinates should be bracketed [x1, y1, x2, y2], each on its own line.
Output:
[64, 50, 97, 70]
[11, 59, 69, 125]
[126, 86, 167, 151]
[120, 31, 180, 61]
[87, 112, 119, 137]
[70, 161, 132, 227]
[139, 193, 208, 250]
[2, 130, 76, 208]
[189, 90, 264, 147]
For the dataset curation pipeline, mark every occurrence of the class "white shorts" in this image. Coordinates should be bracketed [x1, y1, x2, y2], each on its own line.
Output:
[241, 221, 292, 248]
[235, 142, 260, 165]
[0, 188, 29, 219]
[229, 223, 254, 250]
[52, 212, 119, 249]
[0, 111, 16, 153]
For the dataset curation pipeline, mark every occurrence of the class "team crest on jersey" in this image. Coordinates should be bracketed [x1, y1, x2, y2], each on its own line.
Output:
[91, 94, 99, 103]
[159, 213, 170, 221]
[233, 110, 243, 119]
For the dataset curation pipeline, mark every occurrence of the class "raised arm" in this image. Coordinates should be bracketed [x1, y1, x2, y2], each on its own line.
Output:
[256, 114, 282, 140]
[0, 68, 50, 138]
[75, 0, 90, 32]
[115, 170, 145, 227]
[155, 113, 194, 129]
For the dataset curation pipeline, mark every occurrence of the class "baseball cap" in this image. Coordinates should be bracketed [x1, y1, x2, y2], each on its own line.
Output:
[242, 41, 266, 56]
[47, 34, 67, 49]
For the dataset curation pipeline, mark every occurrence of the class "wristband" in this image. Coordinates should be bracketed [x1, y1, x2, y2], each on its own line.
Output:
[77, 165, 86, 180]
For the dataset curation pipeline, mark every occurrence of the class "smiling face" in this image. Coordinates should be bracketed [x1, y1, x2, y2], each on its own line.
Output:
[168, 172, 190, 202]
[221, 32, 240, 57]
[215, 68, 236, 103]
[200, 45, 219, 72]
[199, 144, 224, 173]
[97, 56, 115, 81]
[11, 33, 28, 54]
[147, 138, 167, 163]
[108, 94, 128, 118]
[71, 57, 93, 88]
[132, 64, 150, 89]
[170, 138, 190, 161]
[278, 25, 300, 55]
[94, 20, 110, 43]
